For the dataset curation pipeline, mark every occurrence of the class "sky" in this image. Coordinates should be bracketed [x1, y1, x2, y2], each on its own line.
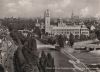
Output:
[0, 0, 100, 18]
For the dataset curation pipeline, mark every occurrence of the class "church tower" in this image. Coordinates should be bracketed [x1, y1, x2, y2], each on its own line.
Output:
[44, 9, 51, 33]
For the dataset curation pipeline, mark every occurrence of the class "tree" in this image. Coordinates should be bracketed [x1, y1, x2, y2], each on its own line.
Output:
[46, 53, 55, 72]
[10, 30, 26, 45]
[34, 27, 41, 38]
[22, 36, 38, 64]
[57, 35, 64, 48]
[80, 34, 87, 41]
[75, 35, 79, 41]
[39, 51, 47, 72]
[69, 33, 74, 47]
[13, 36, 39, 72]
[39, 51, 55, 72]
[95, 30, 100, 40]
[26, 36, 37, 52]
[47, 37, 56, 45]
[13, 50, 22, 72]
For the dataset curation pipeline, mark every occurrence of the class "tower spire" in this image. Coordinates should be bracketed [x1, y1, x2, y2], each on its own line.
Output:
[45, 9, 50, 17]
[71, 10, 74, 19]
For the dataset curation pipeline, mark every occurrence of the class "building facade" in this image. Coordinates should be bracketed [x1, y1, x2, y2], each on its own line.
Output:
[44, 9, 89, 38]
[51, 25, 89, 38]
[44, 9, 51, 33]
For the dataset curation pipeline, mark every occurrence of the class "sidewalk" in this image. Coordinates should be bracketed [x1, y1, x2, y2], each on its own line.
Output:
[74, 39, 98, 46]
[73, 39, 99, 48]
[63, 47, 100, 64]
[61, 48, 91, 72]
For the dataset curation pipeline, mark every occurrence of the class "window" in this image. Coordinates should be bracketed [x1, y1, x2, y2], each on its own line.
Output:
[82, 32, 88, 34]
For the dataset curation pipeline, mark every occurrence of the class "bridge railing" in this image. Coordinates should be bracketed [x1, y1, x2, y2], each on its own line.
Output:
[62, 49, 92, 72]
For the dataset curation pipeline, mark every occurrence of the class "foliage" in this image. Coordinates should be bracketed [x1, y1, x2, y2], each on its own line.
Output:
[80, 34, 88, 41]
[69, 33, 74, 47]
[10, 30, 26, 45]
[38, 51, 47, 72]
[74, 35, 79, 41]
[38, 51, 55, 72]
[57, 35, 65, 47]
[95, 30, 100, 40]
[13, 50, 22, 72]
[46, 53, 55, 72]
[34, 27, 41, 38]
[2, 18, 35, 31]
[89, 32, 96, 40]
[23, 36, 38, 56]
[13, 35, 39, 72]
[47, 37, 56, 45]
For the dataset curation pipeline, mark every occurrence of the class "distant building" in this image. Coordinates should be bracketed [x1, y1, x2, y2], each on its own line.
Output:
[40, 22, 45, 29]
[35, 19, 40, 27]
[51, 25, 89, 38]
[90, 25, 95, 31]
[44, 9, 52, 33]
[44, 9, 89, 37]
[57, 18, 66, 27]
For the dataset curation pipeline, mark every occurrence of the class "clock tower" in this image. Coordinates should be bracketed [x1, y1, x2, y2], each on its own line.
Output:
[44, 9, 51, 33]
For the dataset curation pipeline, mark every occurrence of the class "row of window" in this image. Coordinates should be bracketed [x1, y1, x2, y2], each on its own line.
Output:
[81, 29, 88, 31]
[54, 32, 79, 34]
[53, 31, 89, 35]
[53, 29, 80, 31]
[53, 30, 89, 33]
[81, 32, 89, 34]
[53, 29, 88, 32]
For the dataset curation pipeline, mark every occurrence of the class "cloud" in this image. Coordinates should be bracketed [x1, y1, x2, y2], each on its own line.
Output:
[48, 0, 71, 15]
[6, 3, 17, 13]
[18, 0, 33, 11]
[48, 0, 71, 9]
[0, 0, 100, 18]
[48, 3, 58, 9]
[80, 7, 90, 17]
[18, 0, 32, 6]
[7, 3, 16, 8]
[55, 9, 63, 13]
[60, 0, 71, 8]
[9, 8, 17, 13]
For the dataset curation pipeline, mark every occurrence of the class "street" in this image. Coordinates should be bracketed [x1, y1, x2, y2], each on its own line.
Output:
[38, 48, 78, 72]
[37, 40, 82, 72]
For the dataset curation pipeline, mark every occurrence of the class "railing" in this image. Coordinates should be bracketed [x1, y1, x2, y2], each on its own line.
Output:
[62, 49, 92, 72]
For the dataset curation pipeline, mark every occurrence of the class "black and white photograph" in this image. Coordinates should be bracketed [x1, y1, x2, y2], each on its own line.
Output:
[0, 0, 100, 72]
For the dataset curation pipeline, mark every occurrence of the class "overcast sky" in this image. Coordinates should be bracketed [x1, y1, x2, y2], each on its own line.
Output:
[0, 0, 100, 18]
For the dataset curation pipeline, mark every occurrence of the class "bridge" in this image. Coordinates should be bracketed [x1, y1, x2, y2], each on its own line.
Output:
[36, 39, 55, 49]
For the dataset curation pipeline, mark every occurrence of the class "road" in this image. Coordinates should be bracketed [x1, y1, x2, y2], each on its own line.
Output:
[37, 39, 83, 72]
[38, 48, 81, 72]
[73, 39, 98, 48]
